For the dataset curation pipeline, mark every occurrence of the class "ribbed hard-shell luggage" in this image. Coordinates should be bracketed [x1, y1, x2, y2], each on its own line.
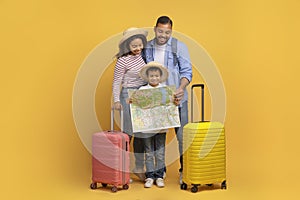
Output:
[181, 84, 226, 193]
[90, 109, 130, 192]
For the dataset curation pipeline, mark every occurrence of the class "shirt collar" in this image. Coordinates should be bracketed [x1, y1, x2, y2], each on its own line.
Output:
[150, 37, 173, 47]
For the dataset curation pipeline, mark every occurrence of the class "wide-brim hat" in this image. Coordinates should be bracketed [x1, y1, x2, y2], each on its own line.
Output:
[119, 27, 148, 47]
[139, 62, 169, 83]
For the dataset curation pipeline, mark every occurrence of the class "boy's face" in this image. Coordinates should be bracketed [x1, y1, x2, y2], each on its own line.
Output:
[147, 70, 161, 87]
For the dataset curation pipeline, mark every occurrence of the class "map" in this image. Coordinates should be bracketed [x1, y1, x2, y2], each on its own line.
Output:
[128, 86, 181, 133]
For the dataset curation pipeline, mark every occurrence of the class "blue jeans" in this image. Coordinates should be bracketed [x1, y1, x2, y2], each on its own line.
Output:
[120, 87, 145, 169]
[120, 87, 136, 137]
[150, 102, 188, 174]
[175, 101, 188, 172]
[144, 133, 166, 179]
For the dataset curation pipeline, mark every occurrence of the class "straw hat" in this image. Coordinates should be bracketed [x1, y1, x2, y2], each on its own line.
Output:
[119, 27, 148, 47]
[139, 62, 169, 83]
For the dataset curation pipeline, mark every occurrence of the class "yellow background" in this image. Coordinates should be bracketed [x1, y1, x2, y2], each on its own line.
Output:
[1, 0, 300, 199]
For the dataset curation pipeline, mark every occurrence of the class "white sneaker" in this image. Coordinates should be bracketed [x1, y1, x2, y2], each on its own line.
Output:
[156, 178, 165, 188]
[179, 172, 183, 184]
[163, 172, 166, 179]
[144, 178, 154, 188]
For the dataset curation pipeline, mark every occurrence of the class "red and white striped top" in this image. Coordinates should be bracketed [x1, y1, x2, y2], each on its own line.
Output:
[113, 54, 146, 102]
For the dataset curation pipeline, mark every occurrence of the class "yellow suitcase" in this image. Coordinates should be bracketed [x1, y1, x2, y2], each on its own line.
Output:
[181, 84, 226, 193]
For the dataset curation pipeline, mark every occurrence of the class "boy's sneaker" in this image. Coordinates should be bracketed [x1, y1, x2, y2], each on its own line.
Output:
[156, 178, 165, 188]
[144, 178, 154, 188]
[179, 172, 183, 184]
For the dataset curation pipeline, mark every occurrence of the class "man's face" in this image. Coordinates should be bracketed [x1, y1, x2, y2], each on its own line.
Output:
[154, 23, 172, 45]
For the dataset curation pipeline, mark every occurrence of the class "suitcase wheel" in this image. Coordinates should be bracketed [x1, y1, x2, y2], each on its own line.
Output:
[101, 183, 108, 188]
[180, 182, 187, 190]
[90, 183, 97, 190]
[221, 180, 227, 189]
[191, 185, 198, 193]
[123, 184, 129, 190]
[111, 186, 118, 193]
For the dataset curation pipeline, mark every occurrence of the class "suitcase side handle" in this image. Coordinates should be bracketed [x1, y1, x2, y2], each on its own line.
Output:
[111, 108, 123, 132]
[191, 84, 204, 122]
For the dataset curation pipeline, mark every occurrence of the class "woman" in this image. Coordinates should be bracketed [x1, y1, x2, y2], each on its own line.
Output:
[112, 27, 148, 181]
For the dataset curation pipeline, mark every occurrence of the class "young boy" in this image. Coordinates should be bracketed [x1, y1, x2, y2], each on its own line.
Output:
[134, 62, 178, 188]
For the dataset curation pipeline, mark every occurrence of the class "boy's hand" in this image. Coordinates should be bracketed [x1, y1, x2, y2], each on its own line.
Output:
[173, 94, 180, 106]
[126, 98, 133, 104]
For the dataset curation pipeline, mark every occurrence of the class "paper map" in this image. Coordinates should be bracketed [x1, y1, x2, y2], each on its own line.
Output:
[128, 85, 181, 132]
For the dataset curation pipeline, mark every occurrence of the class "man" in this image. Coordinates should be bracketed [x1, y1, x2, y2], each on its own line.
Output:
[143, 16, 193, 184]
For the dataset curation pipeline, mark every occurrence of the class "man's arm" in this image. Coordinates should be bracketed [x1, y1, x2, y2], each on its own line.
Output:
[175, 77, 190, 101]
[175, 41, 192, 101]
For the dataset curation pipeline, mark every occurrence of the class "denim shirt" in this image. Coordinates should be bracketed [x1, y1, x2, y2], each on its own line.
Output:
[144, 37, 192, 106]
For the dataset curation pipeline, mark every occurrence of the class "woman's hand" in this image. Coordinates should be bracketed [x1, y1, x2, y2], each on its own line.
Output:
[113, 102, 122, 110]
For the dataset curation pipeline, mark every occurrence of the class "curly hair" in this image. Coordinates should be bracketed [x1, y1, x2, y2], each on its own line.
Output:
[116, 34, 147, 58]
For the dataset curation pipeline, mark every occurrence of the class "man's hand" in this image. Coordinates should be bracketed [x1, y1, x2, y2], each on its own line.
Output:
[174, 88, 184, 102]
[174, 77, 190, 102]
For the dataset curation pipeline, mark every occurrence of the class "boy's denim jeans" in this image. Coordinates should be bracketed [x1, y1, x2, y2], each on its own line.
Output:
[144, 133, 166, 179]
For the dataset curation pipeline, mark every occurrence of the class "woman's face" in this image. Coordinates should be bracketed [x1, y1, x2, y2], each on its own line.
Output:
[129, 38, 143, 55]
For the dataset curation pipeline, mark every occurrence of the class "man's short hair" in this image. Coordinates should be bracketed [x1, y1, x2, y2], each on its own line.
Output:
[156, 16, 173, 27]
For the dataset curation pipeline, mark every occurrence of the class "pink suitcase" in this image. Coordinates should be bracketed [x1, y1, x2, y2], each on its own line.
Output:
[90, 110, 130, 192]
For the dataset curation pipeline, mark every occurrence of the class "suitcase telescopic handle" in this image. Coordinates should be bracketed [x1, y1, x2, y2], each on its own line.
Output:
[191, 84, 204, 122]
[111, 108, 123, 132]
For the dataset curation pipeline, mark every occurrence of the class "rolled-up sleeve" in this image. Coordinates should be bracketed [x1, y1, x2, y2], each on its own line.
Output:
[177, 42, 192, 82]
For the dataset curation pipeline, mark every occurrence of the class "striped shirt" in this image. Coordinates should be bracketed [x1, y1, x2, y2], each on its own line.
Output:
[113, 54, 146, 102]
